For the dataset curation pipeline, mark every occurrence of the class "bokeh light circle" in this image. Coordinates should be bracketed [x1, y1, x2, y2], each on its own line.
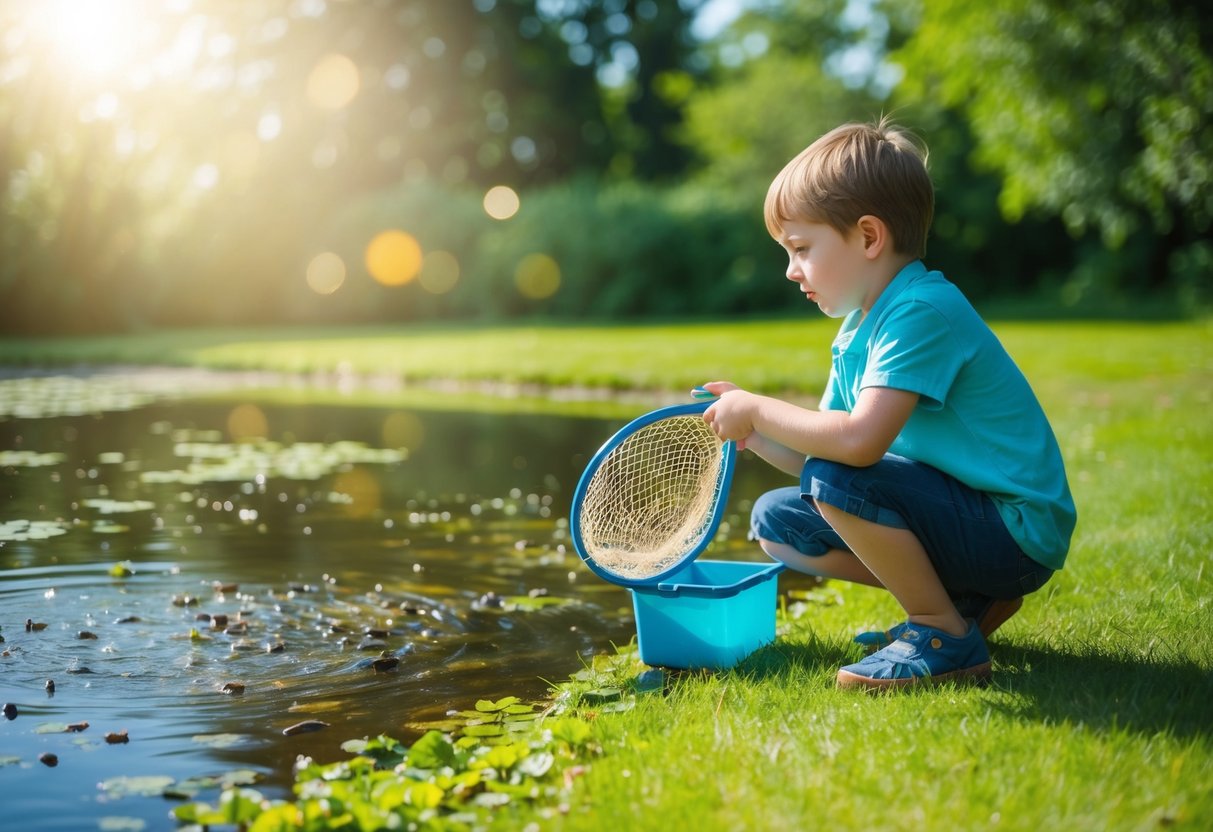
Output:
[514, 253, 561, 300]
[365, 230, 423, 286]
[483, 185, 520, 220]
[306, 252, 346, 295]
[307, 53, 360, 110]
[381, 411, 424, 451]
[419, 250, 460, 294]
[227, 403, 269, 442]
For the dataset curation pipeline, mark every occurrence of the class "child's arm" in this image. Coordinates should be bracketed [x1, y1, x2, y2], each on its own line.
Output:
[736, 431, 808, 476]
[702, 382, 918, 468]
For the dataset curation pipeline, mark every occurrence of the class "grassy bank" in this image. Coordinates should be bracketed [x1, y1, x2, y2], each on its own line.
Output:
[1, 317, 1208, 396]
[5, 319, 1213, 830]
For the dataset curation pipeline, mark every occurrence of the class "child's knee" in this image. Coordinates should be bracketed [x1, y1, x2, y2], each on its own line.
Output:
[749, 485, 842, 557]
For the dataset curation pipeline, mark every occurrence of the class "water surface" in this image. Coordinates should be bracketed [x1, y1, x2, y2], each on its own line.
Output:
[0, 372, 794, 830]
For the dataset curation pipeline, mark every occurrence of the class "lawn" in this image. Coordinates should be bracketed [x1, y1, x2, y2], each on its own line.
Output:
[3, 317, 1211, 830]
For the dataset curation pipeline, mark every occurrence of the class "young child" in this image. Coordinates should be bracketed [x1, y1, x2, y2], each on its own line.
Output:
[702, 118, 1076, 690]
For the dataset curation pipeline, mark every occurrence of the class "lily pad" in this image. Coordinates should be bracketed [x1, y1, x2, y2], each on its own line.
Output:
[35, 722, 71, 734]
[501, 594, 576, 612]
[0, 520, 69, 542]
[98, 818, 146, 832]
[0, 450, 66, 467]
[98, 775, 175, 798]
[83, 499, 156, 514]
[191, 733, 245, 749]
[138, 438, 406, 485]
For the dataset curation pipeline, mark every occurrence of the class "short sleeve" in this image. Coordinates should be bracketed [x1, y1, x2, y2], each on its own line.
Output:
[859, 301, 966, 410]
[819, 365, 845, 412]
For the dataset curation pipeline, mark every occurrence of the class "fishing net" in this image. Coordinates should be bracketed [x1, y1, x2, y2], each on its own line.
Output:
[577, 414, 727, 580]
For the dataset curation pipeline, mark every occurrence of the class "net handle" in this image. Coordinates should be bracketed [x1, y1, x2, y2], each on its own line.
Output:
[570, 401, 738, 587]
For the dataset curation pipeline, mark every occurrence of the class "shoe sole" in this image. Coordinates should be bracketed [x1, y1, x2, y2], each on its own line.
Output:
[978, 597, 1023, 638]
[835, 661, 992, 691]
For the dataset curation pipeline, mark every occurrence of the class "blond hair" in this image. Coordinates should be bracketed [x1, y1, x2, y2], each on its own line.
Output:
[764, 118, 934, 258]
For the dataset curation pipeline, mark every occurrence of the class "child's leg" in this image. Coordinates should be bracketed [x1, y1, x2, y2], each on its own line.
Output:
[815, 500, 967, 637]
[759, 539, 884, 587]
[750, 486, 883, 586]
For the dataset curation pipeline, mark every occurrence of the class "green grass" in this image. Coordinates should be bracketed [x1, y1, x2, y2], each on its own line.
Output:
[3, 318, 1212, 830]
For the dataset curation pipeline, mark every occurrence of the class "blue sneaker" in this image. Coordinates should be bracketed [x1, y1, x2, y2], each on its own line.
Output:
[853, 596, 1023, 652]
[852, 621, 910, 652]
[837, 621, 991, 690]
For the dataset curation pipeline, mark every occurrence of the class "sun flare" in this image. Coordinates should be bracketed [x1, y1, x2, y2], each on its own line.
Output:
[27, 0, 150, 77]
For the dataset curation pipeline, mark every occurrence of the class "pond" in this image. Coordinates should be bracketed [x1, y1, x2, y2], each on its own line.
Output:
[0, 370, 795, 830]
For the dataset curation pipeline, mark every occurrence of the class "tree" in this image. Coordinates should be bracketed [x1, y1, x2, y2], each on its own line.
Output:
[892, 0, 1213, 290]
[679, 1, 885, 200]
[0, 0, 706, 333]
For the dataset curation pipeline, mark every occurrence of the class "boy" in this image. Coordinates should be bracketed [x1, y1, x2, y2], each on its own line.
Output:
[702, 119, 1076, 690]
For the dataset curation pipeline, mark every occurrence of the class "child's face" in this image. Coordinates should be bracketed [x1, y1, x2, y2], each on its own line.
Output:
[776, 219, 871, 318]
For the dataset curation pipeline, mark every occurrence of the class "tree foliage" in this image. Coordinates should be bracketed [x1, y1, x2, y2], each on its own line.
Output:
[893, 0, 1212, 279]
[0, 0, 704, 333]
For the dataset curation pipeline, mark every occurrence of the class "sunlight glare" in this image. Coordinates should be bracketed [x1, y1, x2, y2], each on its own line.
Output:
[31, 0, 149, 77]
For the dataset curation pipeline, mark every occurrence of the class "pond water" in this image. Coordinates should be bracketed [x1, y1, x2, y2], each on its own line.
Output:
[0, 371, 794, 830]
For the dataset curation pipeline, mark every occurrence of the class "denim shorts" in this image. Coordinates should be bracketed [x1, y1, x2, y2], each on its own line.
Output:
[750, 454, 1054, 601]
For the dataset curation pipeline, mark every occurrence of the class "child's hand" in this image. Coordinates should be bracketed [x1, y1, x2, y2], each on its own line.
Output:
[702, 384, 755, 450]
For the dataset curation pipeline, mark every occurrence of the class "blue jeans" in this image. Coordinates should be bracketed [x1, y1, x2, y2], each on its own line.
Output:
[750, 454, 1054, 602]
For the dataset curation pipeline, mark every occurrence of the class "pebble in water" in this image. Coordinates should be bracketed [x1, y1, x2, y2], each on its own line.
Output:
[282, 720, 329, 736]
[39, 752, 58, 767]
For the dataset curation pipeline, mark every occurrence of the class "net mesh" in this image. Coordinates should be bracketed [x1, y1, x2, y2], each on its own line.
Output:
[578, 414, 726, 580]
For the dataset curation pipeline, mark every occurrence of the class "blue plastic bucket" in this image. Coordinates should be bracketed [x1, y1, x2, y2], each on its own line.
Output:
[630, 559, 785, 670]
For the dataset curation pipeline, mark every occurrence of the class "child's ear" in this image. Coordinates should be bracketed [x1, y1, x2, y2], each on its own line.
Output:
[856, 215, 888, 258]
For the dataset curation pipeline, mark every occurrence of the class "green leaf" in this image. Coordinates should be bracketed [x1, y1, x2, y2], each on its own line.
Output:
[406, 730, 456, 770]
[547, 717, 592, 748]
[249, 804, 303, 832]
[219, 788, 265, 824]
[402, 781, 445, 809]
[474, 695, 520, 713]
[463, 723, 505, 738]
[582, 687, 623, 703]
[478, 744, 522, 772]
[99, 775, 176, 798]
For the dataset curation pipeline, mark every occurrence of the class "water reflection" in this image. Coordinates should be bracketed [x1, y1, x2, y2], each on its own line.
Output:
[0, 383, 793, 828]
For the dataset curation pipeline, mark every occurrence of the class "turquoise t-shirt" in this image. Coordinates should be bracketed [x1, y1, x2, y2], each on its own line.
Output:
[819, 260, 1076, 570]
